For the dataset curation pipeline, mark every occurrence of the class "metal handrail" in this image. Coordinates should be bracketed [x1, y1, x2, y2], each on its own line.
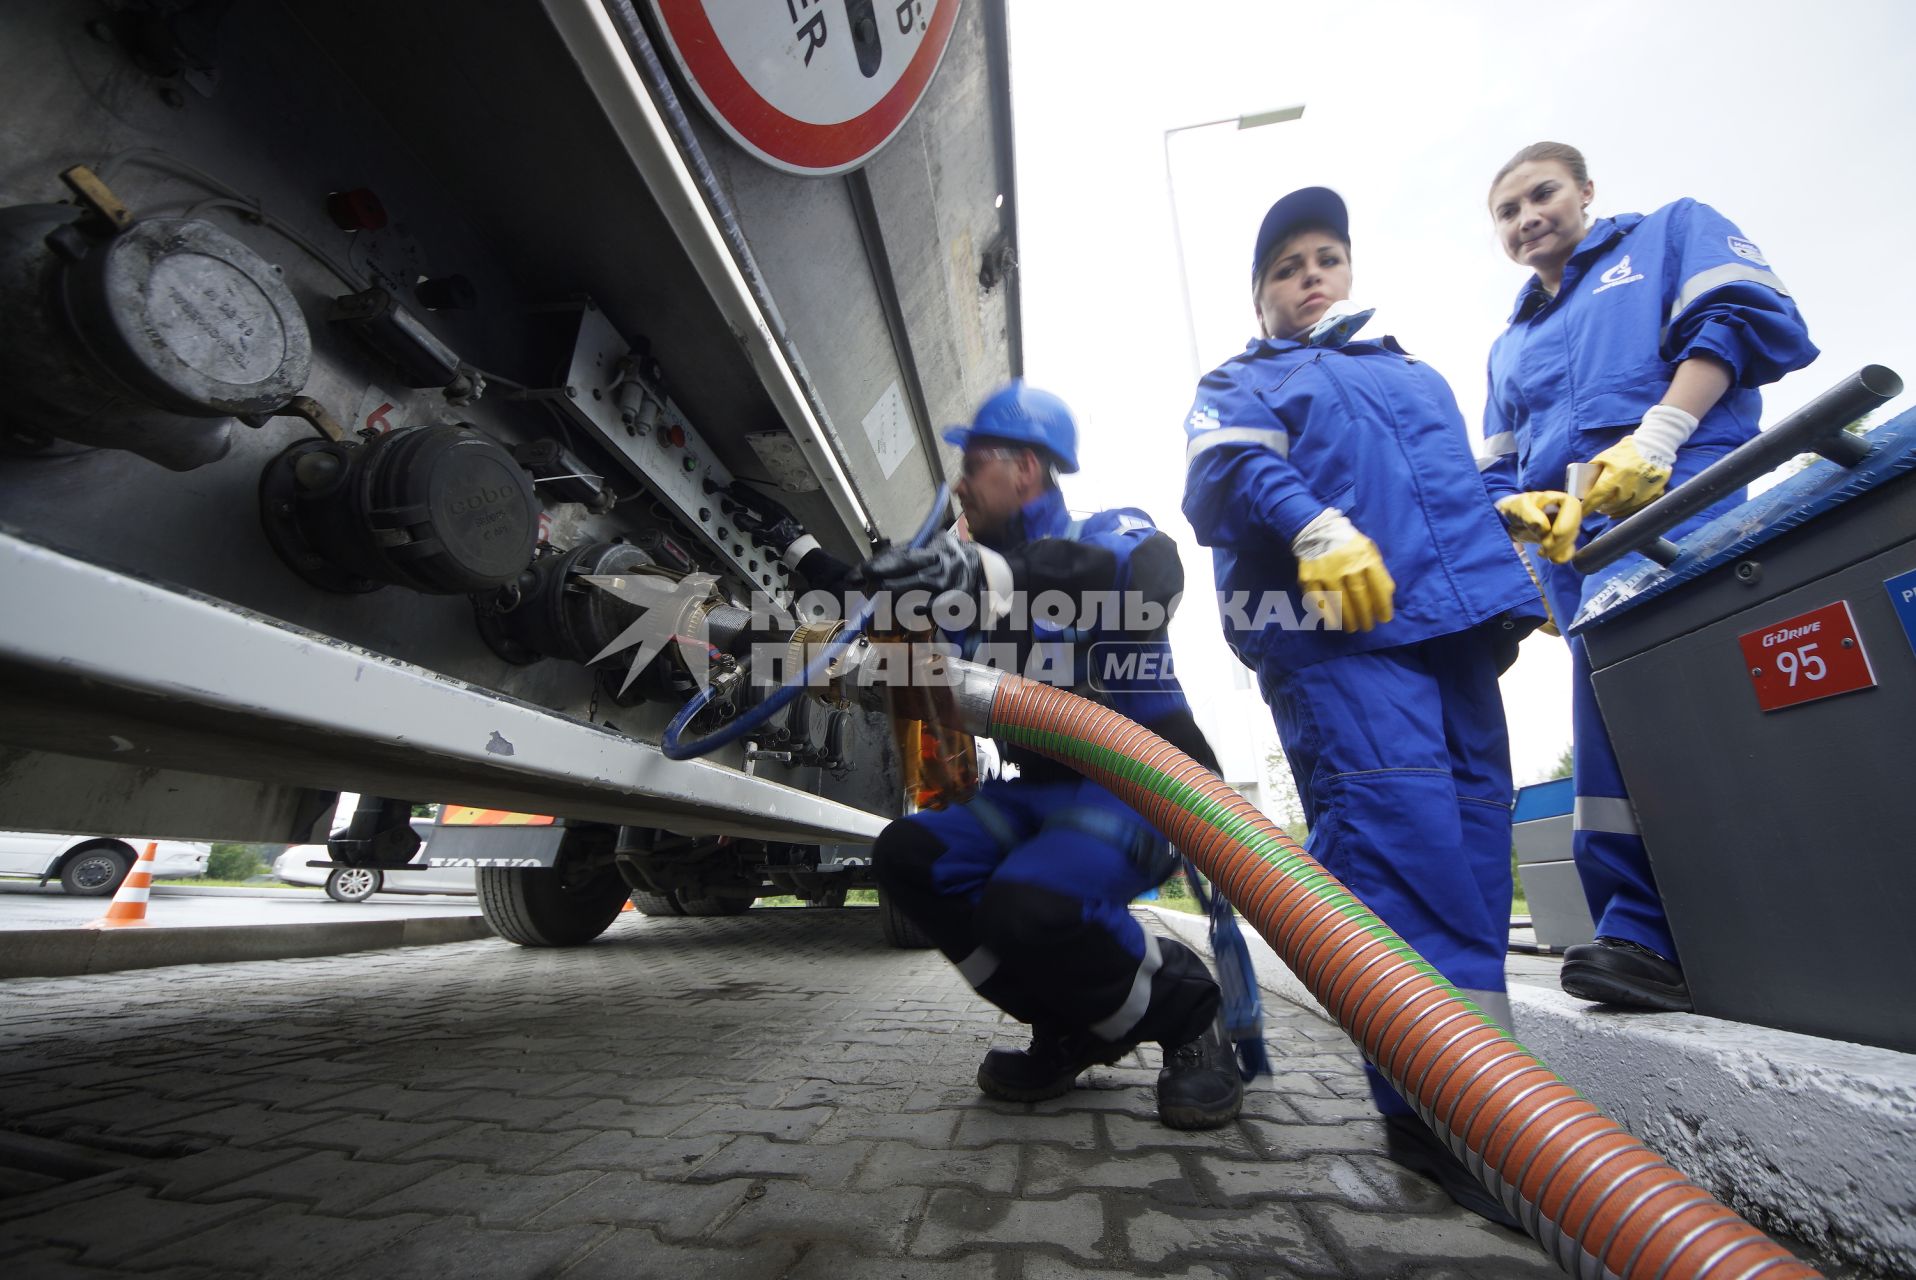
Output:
[1572, 365, 1903, 573]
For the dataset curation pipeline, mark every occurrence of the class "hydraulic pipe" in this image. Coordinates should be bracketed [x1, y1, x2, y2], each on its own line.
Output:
[931, 661, 1818, 1280]
[659, 485, 951, 761]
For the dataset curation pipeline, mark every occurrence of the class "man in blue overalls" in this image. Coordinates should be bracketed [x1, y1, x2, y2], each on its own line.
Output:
[858, 380, 1243, 1130]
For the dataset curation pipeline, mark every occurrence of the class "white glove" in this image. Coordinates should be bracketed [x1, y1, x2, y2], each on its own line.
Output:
[1629, 404, 1700, 469]
[1291, 508, 1362, 560]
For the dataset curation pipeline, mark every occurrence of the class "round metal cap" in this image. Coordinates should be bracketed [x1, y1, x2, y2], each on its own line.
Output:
[63, 217, 312, 417]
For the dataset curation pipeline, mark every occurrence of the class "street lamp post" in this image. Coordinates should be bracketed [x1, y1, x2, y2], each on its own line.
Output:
[1162, 104, 1306, 379]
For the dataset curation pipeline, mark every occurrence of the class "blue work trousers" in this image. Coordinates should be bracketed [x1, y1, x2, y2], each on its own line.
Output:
[886, 777, 1185, 1039]
[1541, 471, 1747, 966]
[1259, 629, 1515, 1116]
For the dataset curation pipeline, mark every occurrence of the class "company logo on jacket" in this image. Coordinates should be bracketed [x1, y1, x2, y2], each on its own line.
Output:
[1591, 254, 1645, 294]
[1727, 236, 1769, 266]
[1189, 405, 1221, 432]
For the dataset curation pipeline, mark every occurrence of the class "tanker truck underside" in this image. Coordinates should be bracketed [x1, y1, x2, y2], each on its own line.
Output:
[0, 0, 1019, 942]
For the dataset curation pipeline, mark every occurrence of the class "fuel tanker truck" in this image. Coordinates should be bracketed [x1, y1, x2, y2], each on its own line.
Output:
[4, 5, 1912, 1278]
[0, 0, 1023, 941]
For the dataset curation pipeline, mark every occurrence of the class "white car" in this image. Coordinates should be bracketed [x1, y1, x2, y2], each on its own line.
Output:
[273, 819, 477, 902]
[0, 832, 210, 896]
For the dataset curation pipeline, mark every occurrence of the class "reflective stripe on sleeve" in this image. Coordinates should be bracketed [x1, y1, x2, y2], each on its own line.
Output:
[1185, 425, 1290, 464]
[957, 945, 999, 988]
[1091, 931, 1163, 1042]
[1573, 795, 1640, 836]
[1476, 431, 1517, 472]
[781, 534, 820, 568]
[1667, 263, 1791, 326]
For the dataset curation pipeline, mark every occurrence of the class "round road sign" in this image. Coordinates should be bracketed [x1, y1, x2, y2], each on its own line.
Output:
[648, 0, 962, 176]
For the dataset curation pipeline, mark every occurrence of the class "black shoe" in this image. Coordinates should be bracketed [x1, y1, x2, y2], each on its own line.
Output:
[1560, 936, 1692, 1012]
[977, 1026, 1136, 1102]
[1155, 1014, 1243, 1130]
[1383, 1114, 1523, 1231]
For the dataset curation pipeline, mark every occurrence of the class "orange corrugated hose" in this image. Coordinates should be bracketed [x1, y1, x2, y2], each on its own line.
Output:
[985, 674, 1816, 1280]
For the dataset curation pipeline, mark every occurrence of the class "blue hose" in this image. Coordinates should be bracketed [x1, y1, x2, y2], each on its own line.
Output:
[1181, 856, 1273, 1082]
[660, 485, 952, 761]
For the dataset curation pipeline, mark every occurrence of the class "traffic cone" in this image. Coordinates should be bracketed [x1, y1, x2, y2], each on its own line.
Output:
[84, 841, 156, 929]
[620, 897, 636, 912]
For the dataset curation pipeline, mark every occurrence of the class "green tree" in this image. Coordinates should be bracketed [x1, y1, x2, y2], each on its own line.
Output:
[1260, 746, 1310, 843]
[206, 842, 263, 881]
[1548, 742, 1574, 781]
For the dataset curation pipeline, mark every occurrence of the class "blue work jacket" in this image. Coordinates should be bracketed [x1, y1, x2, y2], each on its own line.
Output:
[966, 487, 1195, 740]
[1480, 200, 1818, 501]
[1182, 335, 1541, 674]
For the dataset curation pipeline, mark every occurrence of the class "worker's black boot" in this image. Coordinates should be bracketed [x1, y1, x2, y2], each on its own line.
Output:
[1559, 936, 1691, 1012]
[977, 1026, 1137, 1102]
[1383, 1114, 1523, 1231]
[1155, 1012, 1243, 1130]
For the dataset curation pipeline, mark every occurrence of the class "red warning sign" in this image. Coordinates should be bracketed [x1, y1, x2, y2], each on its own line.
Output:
[649, 0, 961, 175]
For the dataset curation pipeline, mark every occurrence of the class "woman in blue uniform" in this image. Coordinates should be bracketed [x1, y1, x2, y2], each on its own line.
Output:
[1182, 187, 1542, 1227]
[1481, 142, 1817, 1012]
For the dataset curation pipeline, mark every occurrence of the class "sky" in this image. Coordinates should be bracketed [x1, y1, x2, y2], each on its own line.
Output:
[1002, 0, 1916, 797]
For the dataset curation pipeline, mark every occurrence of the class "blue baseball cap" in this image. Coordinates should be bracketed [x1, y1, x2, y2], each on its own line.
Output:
[1251, 187, 1349, 285]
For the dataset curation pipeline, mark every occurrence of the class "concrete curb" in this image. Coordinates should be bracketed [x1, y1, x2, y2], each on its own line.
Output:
[150, 884, 326, 898]
[0, 915, 496, 980]
[1142, 906, 1916, 1277]
[1512, 984, 1916, 1278]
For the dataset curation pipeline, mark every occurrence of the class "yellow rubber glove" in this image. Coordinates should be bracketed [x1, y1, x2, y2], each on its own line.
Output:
[1495, 491, 1583, 564]
[1583, 405, 1697, 516]
[1582, 438, 1672, 516]
[1292, 509, 1395, 633]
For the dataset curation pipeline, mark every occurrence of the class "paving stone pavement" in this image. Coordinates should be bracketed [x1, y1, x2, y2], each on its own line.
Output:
[0, 909, 1560, 1278]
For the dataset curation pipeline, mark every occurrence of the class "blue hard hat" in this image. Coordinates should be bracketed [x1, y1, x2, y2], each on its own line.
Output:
[941, 379, 1080, 473]
[1251, 186, 1349, 284]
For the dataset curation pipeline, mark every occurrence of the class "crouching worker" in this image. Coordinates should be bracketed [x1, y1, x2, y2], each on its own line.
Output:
[864, 381, 1243, 1130]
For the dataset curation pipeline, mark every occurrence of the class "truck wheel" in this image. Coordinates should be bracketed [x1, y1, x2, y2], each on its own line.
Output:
[477, 862, 630, 946]
[59, 845, 132, 897]
[628, 890, 685, 917]
[677, 891, 753, 916]
[879, 887, 936, 949]
[325, 866, 382, 902]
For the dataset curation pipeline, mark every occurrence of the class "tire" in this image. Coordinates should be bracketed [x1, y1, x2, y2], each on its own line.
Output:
[477, 862, 631, 946]
[879, 886, 936, 949]
[677, 891, 753, 917]
[59, 845, 131, 897]
[628, 889, 685, 917]
[325, 866, 382, 902]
